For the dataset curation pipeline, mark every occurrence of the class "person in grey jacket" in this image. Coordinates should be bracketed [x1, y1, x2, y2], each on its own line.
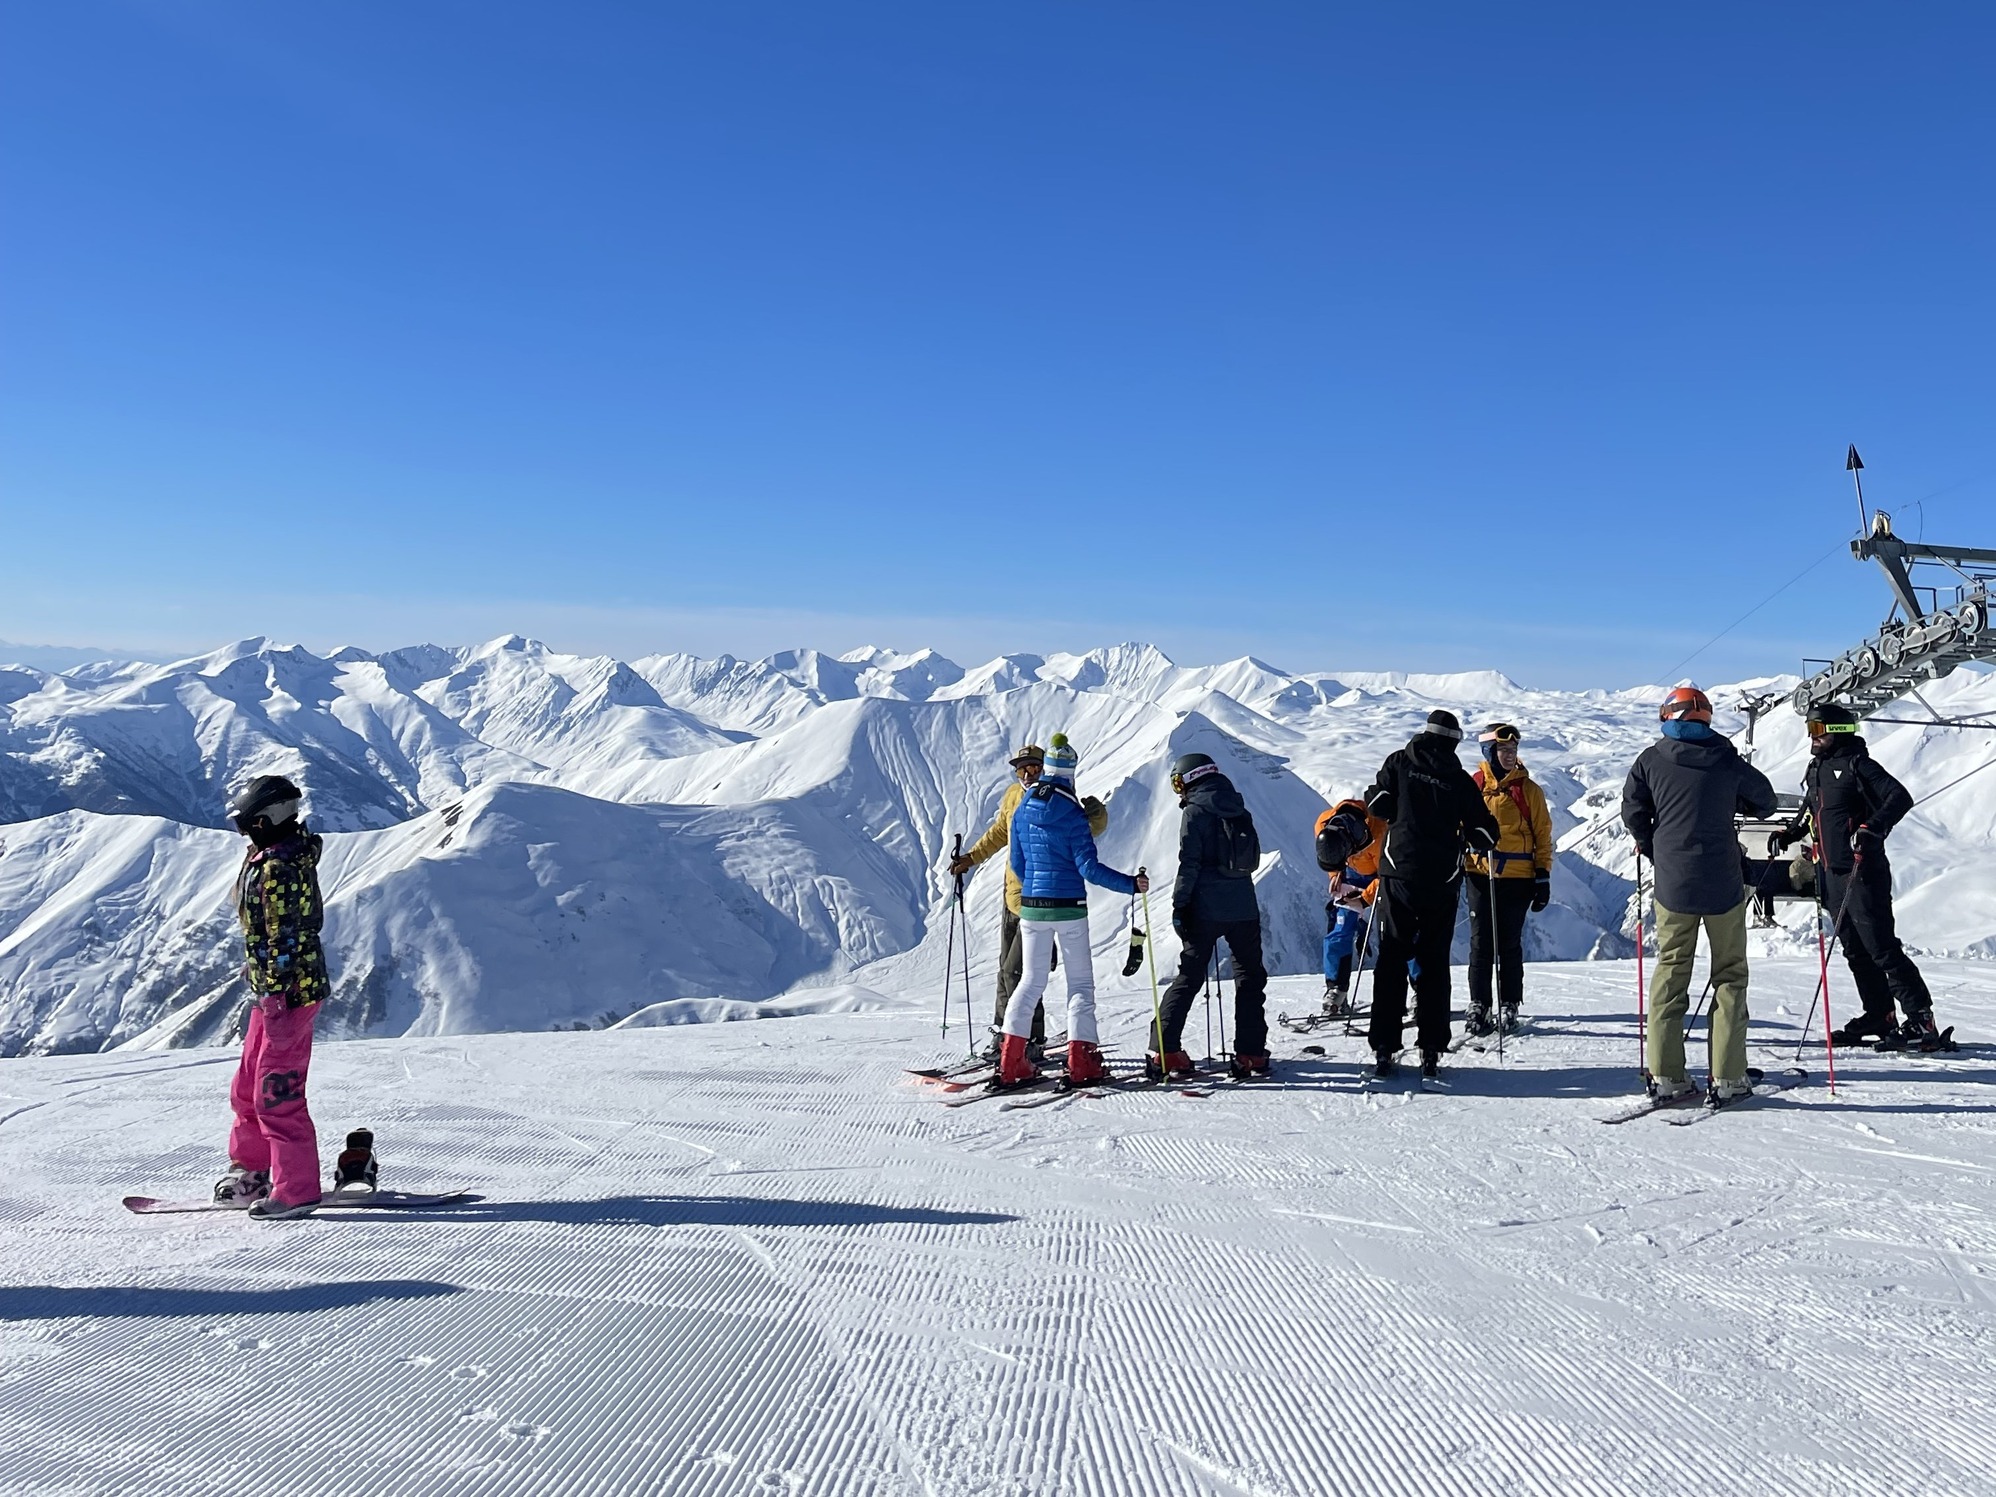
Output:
[1620, 686, 1777, 1105]
[1152, 753, 1269, 1081]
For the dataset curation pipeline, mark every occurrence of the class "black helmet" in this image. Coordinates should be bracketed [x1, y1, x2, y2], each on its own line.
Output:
[1170, 752, 1221, 795]
[229, 774, 303, 833]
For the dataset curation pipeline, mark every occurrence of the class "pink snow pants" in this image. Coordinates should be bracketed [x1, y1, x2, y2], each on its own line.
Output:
[227, 996, 321, 1204]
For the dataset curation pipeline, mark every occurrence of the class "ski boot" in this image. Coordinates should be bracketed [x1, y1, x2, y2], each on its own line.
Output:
[1704, 1075, 1754, 1109]
[1321, 983, 1351, 1019]
[332, 1129, 378, 1194]
[1876, 1011, 1950, 1053]
[1227, 1051, 1272, 1081]
[995, 1034, 1040, 1089]
[1144, 1050, 1198, 1082]
[1831, 1012, 1895, 1047]
[1462, 1006, 1494, 1038]
[212, 1166, 270, 1208]
[1499, 1003, 1520, 1034]
[1371, 1049, 1398, 1079]
[1063, 1042, 1109, 1087]
[1646, 1075, 1696, 1103]
[1419, 1049, 1441, 1081]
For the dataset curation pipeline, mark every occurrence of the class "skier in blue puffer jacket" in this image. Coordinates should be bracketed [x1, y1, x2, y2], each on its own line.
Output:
[1001, 733, 1149, 1088]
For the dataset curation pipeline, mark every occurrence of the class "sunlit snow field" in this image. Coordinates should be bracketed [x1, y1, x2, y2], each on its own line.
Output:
[4, 958, 1992, 1496]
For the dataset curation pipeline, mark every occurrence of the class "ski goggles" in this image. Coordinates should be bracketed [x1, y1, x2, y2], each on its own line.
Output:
[1169, 763, 1222, 796]
[1479, 723, 1521, 745]
[1805, 719, 1860, 736]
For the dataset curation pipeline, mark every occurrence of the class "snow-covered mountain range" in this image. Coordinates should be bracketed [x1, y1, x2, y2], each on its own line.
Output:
[2, 637, 1991, 1055]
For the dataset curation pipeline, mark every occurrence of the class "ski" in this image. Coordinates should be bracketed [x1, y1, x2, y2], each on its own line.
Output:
[1598, 1089, 1701, 1124]
[908, 1065, 995, 1092]
[941, 1077, 1047, 1108]
[124, 1186, 472, 1216]
[1667, 1067, 1809, 1127]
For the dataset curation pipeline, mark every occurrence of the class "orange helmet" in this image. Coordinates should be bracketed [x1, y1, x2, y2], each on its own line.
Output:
[1659, 685, 1713, 724]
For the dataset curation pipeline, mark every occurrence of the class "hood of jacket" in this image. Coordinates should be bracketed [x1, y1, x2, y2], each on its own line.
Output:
[1403, 732, 1466, 772]
[1647, 732, 1741, 770]
[1181, 773, 1247, 819]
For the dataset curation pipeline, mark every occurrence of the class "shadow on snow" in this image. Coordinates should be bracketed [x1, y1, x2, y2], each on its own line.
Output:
[0, 1279, 462, 1322]
[343, 1194, 1020, 1229]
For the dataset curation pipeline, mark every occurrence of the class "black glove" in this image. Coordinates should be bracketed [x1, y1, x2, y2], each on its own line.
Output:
[1531, 872, 1551, 912]
[1467, 824, 1499, 853]
[1853, 824, 1885, 856]
[1172, 910, 1189, 940]
[1769, 824, 1803, 854]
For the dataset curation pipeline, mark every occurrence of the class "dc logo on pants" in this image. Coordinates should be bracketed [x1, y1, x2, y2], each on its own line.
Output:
[260, 1069, 305, 1107]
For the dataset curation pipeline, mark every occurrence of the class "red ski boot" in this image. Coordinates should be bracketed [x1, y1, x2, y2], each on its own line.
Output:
[1144, 1050, 1197, 1082]
[1064, 1042, 1109, 1086]
[996, 1033, 1039, 1088]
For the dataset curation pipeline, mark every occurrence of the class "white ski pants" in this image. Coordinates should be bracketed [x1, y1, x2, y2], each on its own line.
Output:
[1003, 919, 1098, 1045]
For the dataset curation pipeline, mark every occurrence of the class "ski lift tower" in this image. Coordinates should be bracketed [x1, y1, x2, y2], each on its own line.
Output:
[1791, 456, 1996, 716]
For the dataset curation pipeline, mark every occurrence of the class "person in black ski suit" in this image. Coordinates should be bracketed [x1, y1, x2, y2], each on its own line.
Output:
[1152, 753, 1271, 1081]
[1774, 703, 1946, 1050]
[1362, 711, 1501, 1078]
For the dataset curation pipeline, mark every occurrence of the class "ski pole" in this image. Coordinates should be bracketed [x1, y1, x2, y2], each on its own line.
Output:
[1683, 973, 1714, 1042]
[1485, 869, 1505, 1066]
[942, 834, 962, 1045]
[1795, 867, 1855, 1095]
[1139, 870, 1166, 1066]
[956, 835, 973, 1054]
[1634, 854, 1648, 1078]
[1203, 947, 1215, 1061]
[1345, 891, 1380, 1036]
[1205, 942, 1221, 1061]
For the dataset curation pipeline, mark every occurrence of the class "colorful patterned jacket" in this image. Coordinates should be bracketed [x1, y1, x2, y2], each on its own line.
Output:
[234, 829, 331, 1006]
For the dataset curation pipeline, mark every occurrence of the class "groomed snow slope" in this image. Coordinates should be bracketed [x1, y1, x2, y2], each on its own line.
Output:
[3, 959, 1993, 1497]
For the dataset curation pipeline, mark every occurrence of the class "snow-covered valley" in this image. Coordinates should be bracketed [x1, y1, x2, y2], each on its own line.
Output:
[4, 961, 1994, 1496]
[2, 637, 1994, 1056]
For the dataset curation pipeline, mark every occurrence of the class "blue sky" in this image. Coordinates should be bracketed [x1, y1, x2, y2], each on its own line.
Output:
[3, 2, 1991, 687]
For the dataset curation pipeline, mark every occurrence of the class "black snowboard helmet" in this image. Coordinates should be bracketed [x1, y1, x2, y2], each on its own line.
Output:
[229, 774, 303, 835]
[1170, 752, 1220, 797]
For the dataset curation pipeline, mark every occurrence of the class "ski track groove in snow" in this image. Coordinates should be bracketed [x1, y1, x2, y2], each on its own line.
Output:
[3, 964, 1995, 1494]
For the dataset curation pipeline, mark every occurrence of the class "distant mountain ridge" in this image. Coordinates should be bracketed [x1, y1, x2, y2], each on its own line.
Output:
[2, 637, 1990, 1055]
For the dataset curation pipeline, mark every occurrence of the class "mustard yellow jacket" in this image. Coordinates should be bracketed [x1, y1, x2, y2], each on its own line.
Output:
[964, 779, 1109, 914]
[1463, 764, 1553, 879]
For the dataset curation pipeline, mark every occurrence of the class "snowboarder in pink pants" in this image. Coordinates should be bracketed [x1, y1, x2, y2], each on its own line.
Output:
[216, 775, 333, 1220]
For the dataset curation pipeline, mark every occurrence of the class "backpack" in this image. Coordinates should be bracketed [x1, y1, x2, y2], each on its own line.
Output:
[1216, 810, 1261, 875]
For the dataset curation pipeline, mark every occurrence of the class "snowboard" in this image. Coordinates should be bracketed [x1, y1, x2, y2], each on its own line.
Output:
[124, 1186, 472, 1216]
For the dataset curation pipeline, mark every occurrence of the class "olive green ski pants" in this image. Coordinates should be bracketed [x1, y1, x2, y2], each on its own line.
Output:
[1648, 899, 1751, 1085]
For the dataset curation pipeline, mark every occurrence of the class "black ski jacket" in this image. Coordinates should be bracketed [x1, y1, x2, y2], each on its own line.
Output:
[1170, 772, 1263, 927]
[1364, 733, 1500, 887]
[1621, 733, 1777, 916]
[1797, 737, 1912, 875]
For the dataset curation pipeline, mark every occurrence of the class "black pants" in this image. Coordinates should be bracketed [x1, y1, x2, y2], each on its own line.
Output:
[1824, 862, 1930, 1020]
[1157, 919, 1269, 1058]
[991, 906, 1051, 1043]
[1368, 878, 1458, 1056]
[1465, 873, 1532, 1014]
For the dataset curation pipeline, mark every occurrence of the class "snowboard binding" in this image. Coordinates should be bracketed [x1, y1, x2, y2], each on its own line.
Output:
[332, 1128, 379, 1194]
